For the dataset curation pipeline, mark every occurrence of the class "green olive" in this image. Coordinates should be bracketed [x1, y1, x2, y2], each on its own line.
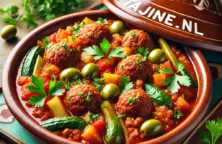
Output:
[110, 20, 126, 34]
[81, 63, 99, 79]
[1, 25, 17, 40]
[101, 83, 120, 100]
[148, 49, 167, 64]
[59, 68, 82, 82]
[140, 119, 163, 138]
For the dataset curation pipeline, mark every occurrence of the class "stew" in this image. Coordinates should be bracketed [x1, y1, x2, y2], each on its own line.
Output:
[17, 17, 198, 144]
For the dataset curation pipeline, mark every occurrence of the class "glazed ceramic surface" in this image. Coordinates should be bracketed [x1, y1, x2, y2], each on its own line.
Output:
[2, 10, 212, 144]
[102, 0, 222, 52]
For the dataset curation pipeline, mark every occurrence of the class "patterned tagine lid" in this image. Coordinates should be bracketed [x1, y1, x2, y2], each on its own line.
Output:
[102, 0, 222, 52]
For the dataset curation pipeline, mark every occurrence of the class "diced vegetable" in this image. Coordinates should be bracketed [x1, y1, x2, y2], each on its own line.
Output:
[121, 47, 132, 56]
[46, 96, 69, 117]
[175, 96, 191, 112]
[33, 55, 45, 76]
[145, 84, 172, 108]
[92, 119, 106, 135]
[82, 125, 103, 144]
[158, 38, 198, 88]
[81, 52, 94, 64]
[56, 29, 70, 41]
[101, 101, 124, 144]
[42, 117, 87, 131]
[152, 73, 167, 88]
[81, 17, 96, 26]
[97, 59, 114, 73]
[160, 60, 174, 71]
[104, 73, 118, 84]
[67, 36, 81, 48]
[45, 65, 61, 76]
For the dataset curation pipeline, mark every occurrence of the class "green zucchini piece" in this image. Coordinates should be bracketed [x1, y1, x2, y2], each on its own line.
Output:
[41, 117, 87, 131]
[101, 101, 124, 144]
[33, 55, 45, 76]
[21, 46, 43, 76]
[145, 84, 172, 108]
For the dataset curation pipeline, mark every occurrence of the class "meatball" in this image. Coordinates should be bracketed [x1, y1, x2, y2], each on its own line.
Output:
[115, 89, 153, 118]
[78, 23, 112, 47]
[115, 55, 153, 82]
[63, 84, 102, 116]
[44, 42, 80, 69]
[122, 29, 155, 54]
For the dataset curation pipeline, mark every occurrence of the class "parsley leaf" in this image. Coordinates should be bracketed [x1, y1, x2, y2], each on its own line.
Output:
[86, 92, 92, 102]
[118, 114, 126, 119]
[158, 62, 191, 94]
[84, 38, 126, 60]
[137, 47, 149, 58]
[173, 109, 183, 119]
[89, 112, 102, 123]
[119, 76, 134, 93]
[28, 75, 65, 107]
[93, 78, 104, 90]
[109, 48, 126, 59]
[48, 80, 65, 96]
[129, 94, 139, 106]
[199, 118, 222, 144]
[66, 82, 72, 89]
[131, 31, 136, 37]
[100, 38, 111, 55]
[96, 17, 109, 24]
[74, 79, 83, 84]
[157, 66, 174, 74]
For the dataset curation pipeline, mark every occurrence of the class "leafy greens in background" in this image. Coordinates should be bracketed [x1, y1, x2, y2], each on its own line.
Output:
[0, 0, 88, 29]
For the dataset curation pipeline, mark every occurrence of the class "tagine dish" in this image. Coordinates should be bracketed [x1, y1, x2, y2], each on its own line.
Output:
[17, 16, 198, 144]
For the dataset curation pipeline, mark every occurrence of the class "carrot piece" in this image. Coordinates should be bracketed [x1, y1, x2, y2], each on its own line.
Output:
[67, 36, 81, 49]
[175, 97, 191, 112]
[82, 125, 103, 144]
[56, 29, 69, 41]
[104, 73, 118, 84]
[152, 73, 167, 87]
[160, 60, 174, 72]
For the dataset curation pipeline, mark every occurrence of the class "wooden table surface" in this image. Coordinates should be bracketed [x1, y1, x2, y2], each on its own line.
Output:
[0, 0, 101, 90]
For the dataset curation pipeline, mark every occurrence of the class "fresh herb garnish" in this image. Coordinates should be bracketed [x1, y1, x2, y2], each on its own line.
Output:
[93, 78, 104, 90]
[86, 91, 92, 102]
[131, 31, 136, 37]
[158, 62, 191, 94]
[0, 0, 88, 29]
[73, 25, 81, 36]
[89, 113, 102, 123]
[28, 75, 65, 107]
[66, 96, 71, 101]
[129, 94, 140, 106]
[118, 75, 134, 93]
[74, 79, 83, 84]
[66, 82, 71, 89]
[198, 118, 222, 144]
[137, 47, 149, 58]
[174, 109, 183, 119]
[96, 17, 109, 24]
[78, 92, 83, 97]
[118, 114, 126, 119]
[84, 38, 125, 60]
[62, 42, 72, 53]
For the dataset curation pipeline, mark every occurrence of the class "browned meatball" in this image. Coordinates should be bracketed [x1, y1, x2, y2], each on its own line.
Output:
[78, 23, 112, 47]
[115, 55, 153, 82]
[122, 29, 155, 54]
[63, 84, 102, 116]
[115, 89, 153, 118]
[43, 42, 80, 69]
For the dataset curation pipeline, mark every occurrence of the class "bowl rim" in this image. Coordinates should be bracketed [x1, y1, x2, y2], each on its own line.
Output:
[2, 10, 212, 144]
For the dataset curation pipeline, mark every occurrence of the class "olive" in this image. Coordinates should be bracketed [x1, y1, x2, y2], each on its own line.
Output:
[110, 20, 126, 34]
[60, 68, 82, 82]
[140, 119, 163, 138]
[1, 25, 17, 40]
[101, 84, 120, 100]
[148, 49, 167, 64]
[81, 63, 99, 79]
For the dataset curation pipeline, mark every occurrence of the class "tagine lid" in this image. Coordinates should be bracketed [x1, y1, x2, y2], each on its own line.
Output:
[102, 0, 222, 52]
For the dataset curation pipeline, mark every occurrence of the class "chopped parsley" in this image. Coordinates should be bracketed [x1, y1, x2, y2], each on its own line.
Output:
[28, 75, 65, 107]
[173, 109, 183, 119]
[74, 79, 83, 84]
[131, 31, 136, 37]
[84, 38, 125, 60]
[118, 75, 134, 93]
[89, 112, 102, 123]
[93, 78, 104, 90]
[137, 47, 149, 58]
[78, 92, 83, 97]
[86, 91, 92, 102]
[158, 62, 191, 94]
[62, 42, 72, 53]
[129, 94, 140, 106]
[66, 96, 71, 101]
[72, 25, 81, 36]
[71, 36, 76, 41]
[66, 82, 72, 89]
[118, 114, 126, 119]
[87, 32, 91, 36]
[96, 17, 109, 24]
